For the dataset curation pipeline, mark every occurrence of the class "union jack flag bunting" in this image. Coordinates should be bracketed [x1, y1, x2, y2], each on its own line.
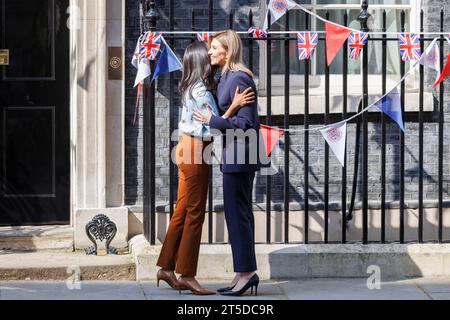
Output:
[248, 27, 267, 41]
[139, 32, 162, 61]
[196, 32, 211, 42]
[398, 33, 421, 61]
[297, 32, 318, 60]
[348, 32, 368, 60]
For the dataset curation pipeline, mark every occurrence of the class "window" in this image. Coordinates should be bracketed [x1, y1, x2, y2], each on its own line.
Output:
[257, 0, 429, 116]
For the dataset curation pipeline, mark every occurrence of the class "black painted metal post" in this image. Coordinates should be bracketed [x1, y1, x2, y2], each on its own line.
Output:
[284, 11, 290, 244]
[358, 1, 370, 245]
[266, 10, 272, 244]
[400, 11, 406, 244]
[419, 10, 424, 243]
[341, 11, 348, 244]
[191, 10, 195, 43]
[304, 11, 309, 244]
[439, 9, 444, 243]
[324, 11, 330, 244]
[142, 0, 158, 245]
[228, 9, 234, 29]
[381, 10, 387, 243]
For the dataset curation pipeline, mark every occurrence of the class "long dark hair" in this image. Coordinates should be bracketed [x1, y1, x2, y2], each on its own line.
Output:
[179, 42, 217, 101]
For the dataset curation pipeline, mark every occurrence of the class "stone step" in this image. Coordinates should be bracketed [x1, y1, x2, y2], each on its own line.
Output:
[129, 235, 450, 281]
[0, 251, 136, 281]
[0, 225, 74, 252]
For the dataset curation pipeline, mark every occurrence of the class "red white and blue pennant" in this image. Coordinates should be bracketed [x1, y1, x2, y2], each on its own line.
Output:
[398, 33, 421, 61]
[131, 34, 182, 125]
[348, 32, 368, 60]
[196, 32, 212, 42]
[263, 0, 299, 31]
[320, 122, 347, 167]
[131, 32, 162, 87]
[297, 32, 318, 60]
[248, 27, 268, 41]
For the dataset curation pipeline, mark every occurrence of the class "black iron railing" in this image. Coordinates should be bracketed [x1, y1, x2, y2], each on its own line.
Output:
[139, 0, 447, 245]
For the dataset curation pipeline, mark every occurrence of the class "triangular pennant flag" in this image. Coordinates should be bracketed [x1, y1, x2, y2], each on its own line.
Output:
[297, 32, 318, 60]
[196, 32, 211, 42]
[248, 27, 268, 42]
[374, 88, 405, 132]
[260, 124, 285, 157]
[325, 22, 352, 66]
[434, 52, 450, 88]
[263, 0, 298, 31]
[320, 122, 347, 167]
[348, 32, 368, 60]
[419, 38, 440, 78]
[131, 40, 151, 87]
[131, 32, 162, 87]
[398, 33, 421, 62]
[152, 38, 183, 82]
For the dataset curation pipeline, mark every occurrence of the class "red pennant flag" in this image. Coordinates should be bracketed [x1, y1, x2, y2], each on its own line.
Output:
[326, 22, 352, 66]
[260, 124, 285, 157]
[434, 52, 450, 88]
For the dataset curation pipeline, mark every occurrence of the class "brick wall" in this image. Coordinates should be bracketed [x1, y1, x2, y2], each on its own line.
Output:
[125, 0, 450, 210]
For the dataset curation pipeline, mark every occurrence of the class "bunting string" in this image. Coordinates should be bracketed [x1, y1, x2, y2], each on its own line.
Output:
[292, 2, 358, 33]
[143, 31, 450, 36]
[271, 59, 421, 133]
[132, 0, 450, 165]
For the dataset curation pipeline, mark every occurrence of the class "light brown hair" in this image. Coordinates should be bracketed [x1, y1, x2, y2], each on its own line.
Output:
[209, 30, 254, 77]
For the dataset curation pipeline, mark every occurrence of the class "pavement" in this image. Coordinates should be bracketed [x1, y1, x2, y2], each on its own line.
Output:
[2, 277, 450, 300]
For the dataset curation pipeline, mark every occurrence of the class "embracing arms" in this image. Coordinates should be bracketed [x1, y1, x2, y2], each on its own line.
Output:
[193, 74, 257, 132]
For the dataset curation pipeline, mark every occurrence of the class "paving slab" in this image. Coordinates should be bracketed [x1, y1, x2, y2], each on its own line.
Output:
[0, 281, 145, 300]
[140, 280, 287, 300]
[278, 278, 430, 300]
[3, 278, 450, 300]
[412, 277, 450, 293]
[426, 293, 450, 300]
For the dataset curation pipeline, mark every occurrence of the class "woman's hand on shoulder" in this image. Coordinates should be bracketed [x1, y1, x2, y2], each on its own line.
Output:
[233, 86, 255, 108]
[222, 86, 255, 119]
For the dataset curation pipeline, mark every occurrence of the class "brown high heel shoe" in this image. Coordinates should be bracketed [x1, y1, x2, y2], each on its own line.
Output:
[156, 269, 187, 290]
[177, 277, 216, 296]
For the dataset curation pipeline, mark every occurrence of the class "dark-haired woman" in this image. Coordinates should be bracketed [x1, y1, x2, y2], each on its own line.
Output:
[156, 41, 255, 296]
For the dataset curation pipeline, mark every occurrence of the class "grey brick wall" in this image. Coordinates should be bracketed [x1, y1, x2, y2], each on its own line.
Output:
[125, 0, 450, 210]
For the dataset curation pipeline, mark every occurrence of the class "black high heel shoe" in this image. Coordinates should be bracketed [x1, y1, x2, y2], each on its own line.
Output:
[217, 285, 236, 293]
[219, 274, 259, 297]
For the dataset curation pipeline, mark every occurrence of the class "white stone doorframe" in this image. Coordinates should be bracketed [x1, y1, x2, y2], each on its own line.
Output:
[69, 0, 128, 251]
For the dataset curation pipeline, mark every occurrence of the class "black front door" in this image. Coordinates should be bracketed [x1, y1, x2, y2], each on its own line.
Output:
[0, 0, 70, 226]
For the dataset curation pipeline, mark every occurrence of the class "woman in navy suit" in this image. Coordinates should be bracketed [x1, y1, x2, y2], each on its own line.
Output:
[194, 30, 261, 296]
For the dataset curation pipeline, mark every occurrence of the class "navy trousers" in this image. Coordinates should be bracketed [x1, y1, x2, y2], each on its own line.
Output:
[223, 172, 257, 273]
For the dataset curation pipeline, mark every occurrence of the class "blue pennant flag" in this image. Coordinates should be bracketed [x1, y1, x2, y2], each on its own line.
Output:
[152, 38, 182, 82]
[374, 88, 405, 132]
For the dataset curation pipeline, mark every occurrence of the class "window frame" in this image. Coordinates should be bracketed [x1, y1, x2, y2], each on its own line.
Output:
[257, 0, 420, 99]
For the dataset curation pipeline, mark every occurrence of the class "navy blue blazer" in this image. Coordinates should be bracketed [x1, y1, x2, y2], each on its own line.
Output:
[209, 70, 261, 173]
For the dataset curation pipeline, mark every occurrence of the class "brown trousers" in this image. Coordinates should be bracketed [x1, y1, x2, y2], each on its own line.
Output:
[156, 134, 210, 277]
